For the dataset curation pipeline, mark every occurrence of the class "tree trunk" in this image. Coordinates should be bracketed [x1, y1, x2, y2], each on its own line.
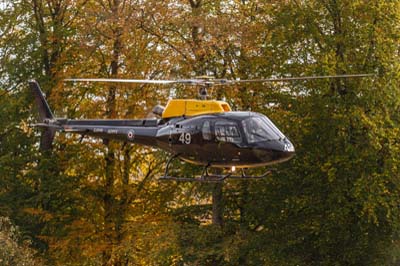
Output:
[212, 182, 224, 226]
[102, 0, 122, 265]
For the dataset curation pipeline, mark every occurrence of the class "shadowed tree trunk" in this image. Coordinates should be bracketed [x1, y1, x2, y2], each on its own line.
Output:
[102, 0, 122, 265]
[212, 183, 224, 226]
[188, 0, 225, 229]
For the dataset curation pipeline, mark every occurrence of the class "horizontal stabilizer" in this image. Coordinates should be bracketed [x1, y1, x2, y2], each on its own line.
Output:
[32, 123, 62, 129]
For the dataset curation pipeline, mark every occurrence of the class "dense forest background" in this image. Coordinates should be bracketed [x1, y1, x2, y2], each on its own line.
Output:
[0, 0, 400, 265]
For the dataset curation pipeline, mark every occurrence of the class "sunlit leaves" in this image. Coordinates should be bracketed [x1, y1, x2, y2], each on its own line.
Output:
[1, 0, 400, 265]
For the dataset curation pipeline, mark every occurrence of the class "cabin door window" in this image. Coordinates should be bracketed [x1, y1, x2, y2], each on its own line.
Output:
[215, 121, 241, 144]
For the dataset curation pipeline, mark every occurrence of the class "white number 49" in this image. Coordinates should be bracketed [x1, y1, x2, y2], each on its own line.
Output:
[179, 133, 191, 144]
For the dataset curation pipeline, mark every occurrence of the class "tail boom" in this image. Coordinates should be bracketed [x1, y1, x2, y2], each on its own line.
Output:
[28, 80, 160, 149]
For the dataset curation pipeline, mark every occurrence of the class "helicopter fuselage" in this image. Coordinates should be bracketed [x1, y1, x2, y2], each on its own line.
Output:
[58, 111, 295, 168]
[29, 80, 294, 171]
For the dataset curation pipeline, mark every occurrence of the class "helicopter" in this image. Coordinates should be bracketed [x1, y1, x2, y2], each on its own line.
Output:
[29, 74, 371, 181]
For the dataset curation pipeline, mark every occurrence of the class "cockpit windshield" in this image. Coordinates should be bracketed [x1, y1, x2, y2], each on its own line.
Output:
[242, 116, 286, 143]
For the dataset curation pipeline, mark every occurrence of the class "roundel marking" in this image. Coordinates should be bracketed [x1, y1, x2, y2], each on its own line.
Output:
[127, 130, 135, 140]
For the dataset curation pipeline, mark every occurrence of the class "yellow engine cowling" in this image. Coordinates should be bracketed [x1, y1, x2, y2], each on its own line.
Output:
[161, 99, 231, 119]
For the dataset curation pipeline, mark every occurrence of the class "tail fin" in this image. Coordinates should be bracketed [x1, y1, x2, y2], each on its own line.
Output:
[28, 80, 56, 151]
[28, 80, 54, 121]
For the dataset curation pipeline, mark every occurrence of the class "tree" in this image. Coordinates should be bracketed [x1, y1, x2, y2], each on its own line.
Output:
[1, 0, 399, 265]
[226, 1, 400, 265]
[0, 217, 44, 266]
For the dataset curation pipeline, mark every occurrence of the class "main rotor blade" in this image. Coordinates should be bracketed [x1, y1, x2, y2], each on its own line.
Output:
[232, 74, 374, 83]
[65, 74, 374, 86]
[64, 78, 214, 86]
[64, 78, 177, 84]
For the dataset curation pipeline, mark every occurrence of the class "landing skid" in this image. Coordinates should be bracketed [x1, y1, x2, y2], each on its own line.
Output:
[159, 154, 272, 182]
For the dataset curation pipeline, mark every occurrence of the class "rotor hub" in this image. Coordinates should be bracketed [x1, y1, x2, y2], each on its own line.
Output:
[198, 87, 208, 100]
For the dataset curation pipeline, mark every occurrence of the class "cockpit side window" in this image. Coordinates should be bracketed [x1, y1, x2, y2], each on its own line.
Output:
[242, 116, 284, 143]
[202, 120, 212, 140]
[261, 116, 286, 139]
[215, 121, 241, 144]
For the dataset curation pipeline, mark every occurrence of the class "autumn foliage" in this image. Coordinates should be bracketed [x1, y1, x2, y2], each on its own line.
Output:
[0, 0, 400, 265]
